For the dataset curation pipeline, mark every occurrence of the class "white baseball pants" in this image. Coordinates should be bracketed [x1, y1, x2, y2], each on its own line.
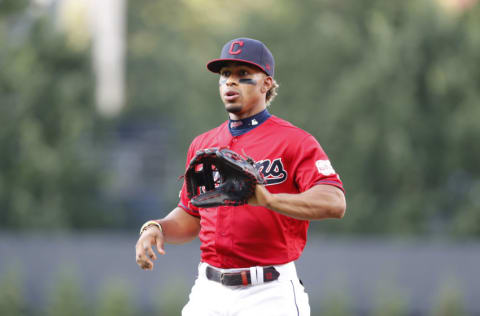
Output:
[182, 261, 310, 316]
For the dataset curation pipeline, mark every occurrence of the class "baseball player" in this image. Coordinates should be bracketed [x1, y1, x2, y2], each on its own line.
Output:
[135, 37, 346, 316]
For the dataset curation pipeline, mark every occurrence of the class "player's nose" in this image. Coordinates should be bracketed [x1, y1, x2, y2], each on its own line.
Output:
[225, 75, 239, 86]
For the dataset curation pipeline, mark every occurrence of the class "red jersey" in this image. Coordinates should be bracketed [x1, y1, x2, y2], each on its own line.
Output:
[178, 114, 344, 268]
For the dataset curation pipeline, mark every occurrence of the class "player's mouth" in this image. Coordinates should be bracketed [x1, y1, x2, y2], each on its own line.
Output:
[224, 90, 240, 102]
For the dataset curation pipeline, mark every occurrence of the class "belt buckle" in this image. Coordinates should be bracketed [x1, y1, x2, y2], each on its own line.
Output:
[220, 272, 226, 285]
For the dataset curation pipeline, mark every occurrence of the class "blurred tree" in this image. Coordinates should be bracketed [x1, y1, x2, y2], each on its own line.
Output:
[0, 0, 28, 16]
[0, 3, 115, 229]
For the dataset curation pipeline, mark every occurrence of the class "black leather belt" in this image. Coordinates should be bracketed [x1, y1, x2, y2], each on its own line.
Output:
[206, 266, 280, 286]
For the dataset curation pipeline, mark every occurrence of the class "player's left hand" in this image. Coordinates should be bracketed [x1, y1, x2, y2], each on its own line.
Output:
[185, 148, 265, 208]
[248, 184, 272, 207]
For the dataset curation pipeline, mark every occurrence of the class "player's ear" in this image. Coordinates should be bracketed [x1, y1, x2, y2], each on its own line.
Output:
[261, 76, 273, 94]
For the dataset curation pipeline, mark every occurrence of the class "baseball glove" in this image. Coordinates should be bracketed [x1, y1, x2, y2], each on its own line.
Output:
[185, 148, 265, 208]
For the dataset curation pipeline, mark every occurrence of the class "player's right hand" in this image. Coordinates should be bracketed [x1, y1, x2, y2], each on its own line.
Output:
[135, 226, 165, 271]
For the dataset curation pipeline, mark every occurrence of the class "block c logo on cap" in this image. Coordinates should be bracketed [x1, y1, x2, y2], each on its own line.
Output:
[229, 40, 244, 55]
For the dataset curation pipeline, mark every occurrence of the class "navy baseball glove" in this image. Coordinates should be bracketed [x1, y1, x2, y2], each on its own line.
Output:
[185, 148, 265, 208]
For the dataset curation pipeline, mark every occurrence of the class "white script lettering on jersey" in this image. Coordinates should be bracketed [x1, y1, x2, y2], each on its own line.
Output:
[255, 158, 288, 185]
[315, 160, 336, 176]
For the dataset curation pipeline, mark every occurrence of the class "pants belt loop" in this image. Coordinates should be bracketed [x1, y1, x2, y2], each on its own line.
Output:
[249, 266, 265, 285]
[257, 266, 264, 284]
[249, 267, 257, 285]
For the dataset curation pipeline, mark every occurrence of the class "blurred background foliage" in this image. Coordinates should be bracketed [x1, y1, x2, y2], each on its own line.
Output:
[2, 2, 479, 315]
[1, 0, 479, 238]
[0, 0, 113, 229]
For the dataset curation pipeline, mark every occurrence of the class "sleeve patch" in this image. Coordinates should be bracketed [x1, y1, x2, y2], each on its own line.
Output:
[315, 160, 336, 176]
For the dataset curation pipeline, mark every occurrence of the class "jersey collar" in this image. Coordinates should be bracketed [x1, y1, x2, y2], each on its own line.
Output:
[228, 109, 272, 137]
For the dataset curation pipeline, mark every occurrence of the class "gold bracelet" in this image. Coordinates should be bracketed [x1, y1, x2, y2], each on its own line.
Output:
[139, 220, 163, 236]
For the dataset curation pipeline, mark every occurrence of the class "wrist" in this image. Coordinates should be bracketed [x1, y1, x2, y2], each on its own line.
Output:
[139, 220, 163, 236]
[264, 191, 275, 209]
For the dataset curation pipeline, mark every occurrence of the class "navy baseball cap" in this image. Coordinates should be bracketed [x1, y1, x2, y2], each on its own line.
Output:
[207, 38, 275, 77]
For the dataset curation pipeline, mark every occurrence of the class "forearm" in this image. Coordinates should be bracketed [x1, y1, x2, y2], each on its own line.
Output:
[154, 207, 201, 244]
[258, 184, 346, 220]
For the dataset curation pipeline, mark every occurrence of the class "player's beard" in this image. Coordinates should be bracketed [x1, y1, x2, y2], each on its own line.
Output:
[225, 104, 242, 113]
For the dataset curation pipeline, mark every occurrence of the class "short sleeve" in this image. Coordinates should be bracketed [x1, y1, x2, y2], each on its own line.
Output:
[177, 142, 201, 218]
[291, 135, 344, 193]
